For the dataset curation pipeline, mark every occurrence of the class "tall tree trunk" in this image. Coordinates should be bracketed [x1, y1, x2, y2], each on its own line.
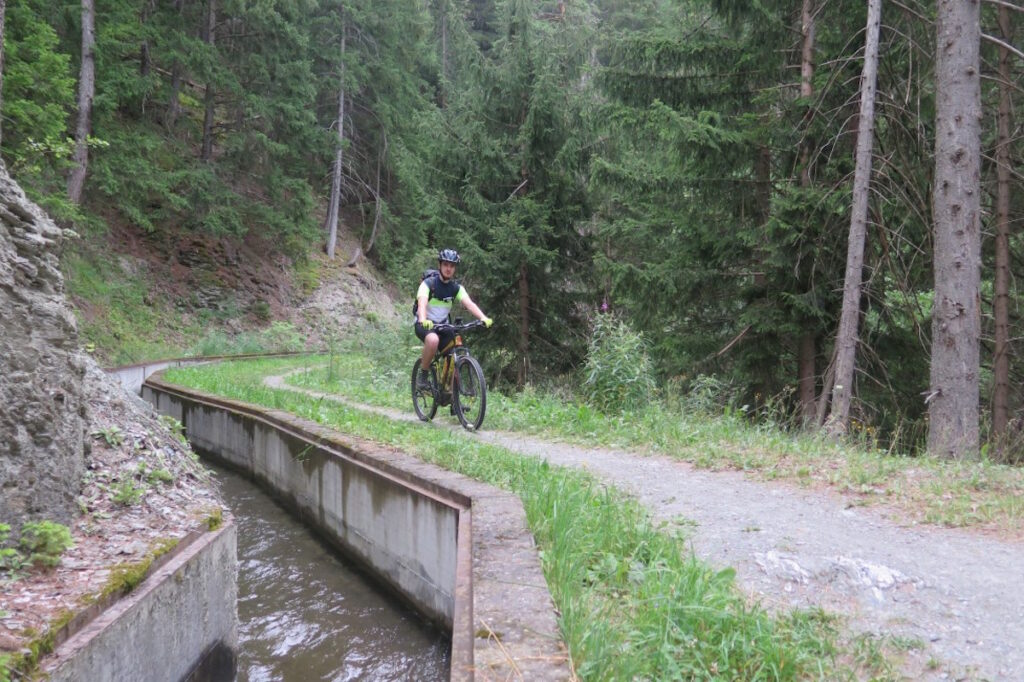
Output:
[200, 0, 216, 162]
[365, 131, 386, 254]
[825, 0, 882, 436]
[140, 0, 153, 77]
[165, 0, 185, 130]
[796, 0, 818, 426]
[992, 5, 1013, 440]
[440, 1, 449, 84]
[517, 262, 530, 389]
[325, 27, 347, 260]
[753, 145, 771, 288]
[167, 68, 183, 129]
[67, 0, 96, 204]
[928, 0, 982, 458]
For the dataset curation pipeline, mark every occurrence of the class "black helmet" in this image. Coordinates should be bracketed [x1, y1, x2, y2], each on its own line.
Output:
[438, 248, 461, 264]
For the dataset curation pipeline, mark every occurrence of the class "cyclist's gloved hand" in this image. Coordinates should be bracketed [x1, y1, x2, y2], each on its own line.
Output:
[483, 317, 493, 328]
[422, 319, 434, 330]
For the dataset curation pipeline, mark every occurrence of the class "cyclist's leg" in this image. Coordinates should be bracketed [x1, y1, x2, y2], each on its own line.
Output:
[415, 322, 440, 368]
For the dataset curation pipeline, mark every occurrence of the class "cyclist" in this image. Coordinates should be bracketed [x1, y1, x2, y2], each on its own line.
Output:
[415, 248, 492, 389]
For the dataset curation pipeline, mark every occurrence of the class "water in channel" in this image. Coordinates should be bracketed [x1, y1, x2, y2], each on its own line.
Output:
[212, 464, 450, 681]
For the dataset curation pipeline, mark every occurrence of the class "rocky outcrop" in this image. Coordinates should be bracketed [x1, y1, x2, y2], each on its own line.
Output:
[0, 164, 86, 525]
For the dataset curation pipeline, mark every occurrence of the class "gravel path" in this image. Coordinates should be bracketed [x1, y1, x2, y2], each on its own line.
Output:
[267, 375, 1022, 681]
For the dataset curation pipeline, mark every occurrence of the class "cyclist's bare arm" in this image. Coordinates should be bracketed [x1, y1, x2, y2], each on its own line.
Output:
[417, 296, 429, 325]
[460, 294, 488, 322]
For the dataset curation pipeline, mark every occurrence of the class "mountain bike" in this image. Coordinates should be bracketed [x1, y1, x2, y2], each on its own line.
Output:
[411, 320, 488, 431]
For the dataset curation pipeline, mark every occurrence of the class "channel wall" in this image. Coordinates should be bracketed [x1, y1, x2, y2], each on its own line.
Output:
[142, 372, 571, 680]
[40, 524, 238, 682]
[110, 351, 311, 395]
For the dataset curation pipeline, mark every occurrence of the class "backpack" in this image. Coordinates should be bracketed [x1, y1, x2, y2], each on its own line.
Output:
[411, 269, 441, 317]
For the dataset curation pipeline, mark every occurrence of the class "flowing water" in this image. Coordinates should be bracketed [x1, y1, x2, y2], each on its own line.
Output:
[212, 465, 450, 681]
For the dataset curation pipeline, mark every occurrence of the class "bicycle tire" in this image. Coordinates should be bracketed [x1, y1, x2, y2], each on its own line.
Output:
[411, 359, 438, 421]
[453, 355, 486, 431]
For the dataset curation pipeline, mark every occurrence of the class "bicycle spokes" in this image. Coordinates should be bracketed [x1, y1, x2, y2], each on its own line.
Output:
[411, 360, 439, 422]
[453, 356, 486, 430]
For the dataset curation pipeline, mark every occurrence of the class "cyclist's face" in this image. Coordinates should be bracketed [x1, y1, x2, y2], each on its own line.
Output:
[439, 261, 456, 280]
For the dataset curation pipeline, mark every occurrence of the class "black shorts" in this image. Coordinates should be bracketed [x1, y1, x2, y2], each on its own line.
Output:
[414, 321, 455, 351]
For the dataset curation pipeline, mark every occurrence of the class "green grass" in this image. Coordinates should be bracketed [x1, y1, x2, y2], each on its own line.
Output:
[285, 328, 1024, 536]
[63, 251, 312, 366]
[63, 252, 187, 364]
[163, 357, 913, 680]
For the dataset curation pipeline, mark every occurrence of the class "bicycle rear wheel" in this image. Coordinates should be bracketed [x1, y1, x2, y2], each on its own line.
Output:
[411, 359, 438, 421]
[453, 355, 486, 431]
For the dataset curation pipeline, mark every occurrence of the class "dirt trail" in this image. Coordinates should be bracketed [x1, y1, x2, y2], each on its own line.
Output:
[266, 375, 1022, 681]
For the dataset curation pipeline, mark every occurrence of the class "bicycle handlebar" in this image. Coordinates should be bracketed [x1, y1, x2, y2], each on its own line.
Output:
[432, 320, 486, 333]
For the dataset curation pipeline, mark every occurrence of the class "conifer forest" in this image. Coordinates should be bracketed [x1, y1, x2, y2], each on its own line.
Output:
[2, 0, 1021, 460]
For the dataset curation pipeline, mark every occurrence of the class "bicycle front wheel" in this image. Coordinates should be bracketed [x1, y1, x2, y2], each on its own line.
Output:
[453, 355, 486, 431]
[411, 359, 438, 422]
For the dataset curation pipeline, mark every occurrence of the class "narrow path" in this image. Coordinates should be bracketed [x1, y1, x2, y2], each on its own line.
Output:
[266, 375, 1022, 681]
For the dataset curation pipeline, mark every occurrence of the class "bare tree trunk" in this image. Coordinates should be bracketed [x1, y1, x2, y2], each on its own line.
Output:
[796, 0, 818, 426]
[140, 0, 153, 77]
[753, 145, 770, 288]
[165, 0, 185, 130]
[167, 69, 183, 129]
[992, 4, 1013, 440]
[200, 0, 216, 162]
[440, 1, 449, 82]
[824, 0, 882, 436]
[928, 0, 982, 458]
[517, 263, 530, 389]
[67, 0, 96, 204]
[816, 346, 837, 427]
[346, 132, 387, 268]
[800, 0, 816, 107]
[365, 132, 387, 253]
[0, 0, 7, 147]
[325, 27, 347, 260]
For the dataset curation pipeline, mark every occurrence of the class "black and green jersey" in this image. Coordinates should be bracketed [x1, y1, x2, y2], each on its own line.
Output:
[417, 275, 466, 324]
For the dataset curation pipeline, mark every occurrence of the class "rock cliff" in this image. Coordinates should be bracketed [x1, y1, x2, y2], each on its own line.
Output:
[0, 165, 86, 525]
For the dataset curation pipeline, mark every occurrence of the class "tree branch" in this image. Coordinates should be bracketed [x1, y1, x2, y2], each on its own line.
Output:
[506, 179, 529, 201]
[983, 0, 1024, 13]
[984, 32, 1024, 61]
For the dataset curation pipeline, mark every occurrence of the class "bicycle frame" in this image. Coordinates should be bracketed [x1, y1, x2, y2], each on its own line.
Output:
[435, 332, 471, 395]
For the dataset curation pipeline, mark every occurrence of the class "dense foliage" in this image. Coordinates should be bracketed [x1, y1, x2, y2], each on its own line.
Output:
[3, 0, 1020, 457]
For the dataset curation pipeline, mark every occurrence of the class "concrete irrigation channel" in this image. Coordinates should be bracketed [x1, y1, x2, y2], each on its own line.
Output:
[51, 355, 570, 681]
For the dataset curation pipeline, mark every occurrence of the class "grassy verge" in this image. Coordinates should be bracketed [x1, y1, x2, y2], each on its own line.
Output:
[165, 357, 908, 680]
[287, 329, 1024, 536]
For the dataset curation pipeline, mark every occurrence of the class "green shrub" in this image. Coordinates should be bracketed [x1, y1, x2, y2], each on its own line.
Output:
[112, 480, 145, 506]
[0, 651, 12, 682]
[250, 299, 272, 321]
[18, 521, 73, 568]
[91, 426, 125, 447]
[673, 373, 741, 414]
[0, 524, 25, 572]
[582, 314, 657, 413]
